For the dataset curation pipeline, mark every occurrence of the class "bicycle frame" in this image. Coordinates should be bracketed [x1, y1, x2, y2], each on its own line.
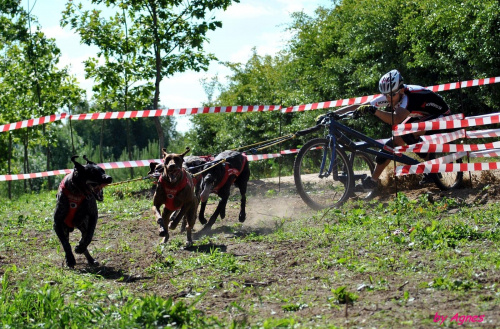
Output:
[319, 114, 420, 177]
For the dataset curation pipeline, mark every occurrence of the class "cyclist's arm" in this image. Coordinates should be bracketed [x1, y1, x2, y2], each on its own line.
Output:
[334, 103, 368, 114]
[374, 107, 410, 125]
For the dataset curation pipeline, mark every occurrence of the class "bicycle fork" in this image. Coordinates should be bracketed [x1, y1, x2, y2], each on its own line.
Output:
[318, 133, 337, 179]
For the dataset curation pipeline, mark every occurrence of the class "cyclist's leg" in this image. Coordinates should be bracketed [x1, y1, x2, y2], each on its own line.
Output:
[372, 136, 406, 180]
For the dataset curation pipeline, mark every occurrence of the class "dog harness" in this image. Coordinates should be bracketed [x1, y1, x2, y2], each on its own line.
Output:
[159, 171, 193, 211]
[59, 174, 87, 228]
[213, 154, 247, 193]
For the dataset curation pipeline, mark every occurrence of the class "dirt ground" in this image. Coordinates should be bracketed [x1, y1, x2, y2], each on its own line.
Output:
[3, 169, 500, 328]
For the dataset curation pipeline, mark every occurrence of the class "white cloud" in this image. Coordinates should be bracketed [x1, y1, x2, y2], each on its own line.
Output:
[219, 2, 274, 20]
[41, 26, 75, 40]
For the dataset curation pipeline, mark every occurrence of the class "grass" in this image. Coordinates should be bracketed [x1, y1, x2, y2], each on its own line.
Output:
[1, 179, 500, 328]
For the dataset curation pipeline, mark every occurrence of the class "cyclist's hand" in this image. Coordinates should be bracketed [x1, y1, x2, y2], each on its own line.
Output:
[315, 114, 327, 125]
[353, 105, 377, 118]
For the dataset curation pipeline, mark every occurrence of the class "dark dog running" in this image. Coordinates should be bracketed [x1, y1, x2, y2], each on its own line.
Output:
[53, 155, 112, 268]
[149, 155, 211, 231]
[199, 150, 250, 231]
[151, 148, 198, 246]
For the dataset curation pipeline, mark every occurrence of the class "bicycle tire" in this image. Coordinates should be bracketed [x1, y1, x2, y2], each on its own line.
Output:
[348, 151, 375, 200]
[294, 138, 353, 210]
[428, 152, 463, 190]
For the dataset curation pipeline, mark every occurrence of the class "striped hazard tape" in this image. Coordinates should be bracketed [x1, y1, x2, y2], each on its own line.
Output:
[469, 149, 500, 158]
[2, 76, 499, 133]
[0, 105, 282, 133]
[396, 162, 500, 176]
[393, 112, 500, 136]
[0, 153, 284, 181]
[466, 128, 500, 138]
[394, 141, 500, 154]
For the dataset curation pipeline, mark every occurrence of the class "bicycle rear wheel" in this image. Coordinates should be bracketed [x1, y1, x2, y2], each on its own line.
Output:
[428, 152, 463, 190]
[294, 138, 352, 210]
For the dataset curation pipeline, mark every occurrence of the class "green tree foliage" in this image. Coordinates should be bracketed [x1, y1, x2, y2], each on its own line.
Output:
[62, 0, 240, 154]
[191, 0, 500, 160]
[0, 6, 84, 196]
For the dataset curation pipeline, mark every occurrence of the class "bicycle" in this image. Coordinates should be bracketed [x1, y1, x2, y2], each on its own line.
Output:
[293, 111, 463, 210]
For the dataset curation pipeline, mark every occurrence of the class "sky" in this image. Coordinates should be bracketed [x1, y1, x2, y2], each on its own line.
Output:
[22, 0, 333, 133]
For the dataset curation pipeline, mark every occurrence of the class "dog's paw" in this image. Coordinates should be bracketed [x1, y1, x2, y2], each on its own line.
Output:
[239, 213, 246, 223]
[158, 226, 166, 237]
[74, 245, 86, 254]
[200, 224, 212, 232]
[184, 241, 193, 249]
[66, 257, 76, 268]
[168, 221, 179, 230]
[199, 217, 207, 225]
[161, 236, 169, 244]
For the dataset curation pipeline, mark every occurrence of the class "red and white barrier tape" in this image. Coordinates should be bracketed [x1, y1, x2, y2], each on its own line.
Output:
[420, 152, 468, 166]
[283, 96, 376, 112]
[0, 153, 283, 181]
[0, 105, 281, 133]
[393, 112, 500, 136]
[466, 128, 500, 138]
[246, 153, 281, 161]
[416, 129, 466, 145]
[395, 141, 500, 154]
[469, 149, 500, 158]
[0, 114, 68, 132]
[396, 162, 500, 176]
[2, 76, 499, 133]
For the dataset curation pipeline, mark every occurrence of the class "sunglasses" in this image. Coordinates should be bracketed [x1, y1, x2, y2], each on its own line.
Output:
[384, 89, 400, 97]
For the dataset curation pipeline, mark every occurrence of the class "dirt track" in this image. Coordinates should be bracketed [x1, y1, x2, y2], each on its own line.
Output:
[3, 169, 500, 327]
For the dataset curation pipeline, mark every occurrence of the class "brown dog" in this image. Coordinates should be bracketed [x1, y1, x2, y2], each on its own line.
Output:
[151, 147, 198, 246]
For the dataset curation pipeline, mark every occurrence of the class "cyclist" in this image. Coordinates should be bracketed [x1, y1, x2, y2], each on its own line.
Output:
[345, 69, 451, 191]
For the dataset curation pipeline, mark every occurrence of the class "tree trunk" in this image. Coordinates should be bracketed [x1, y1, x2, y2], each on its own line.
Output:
[8, 132, 12, 199]
[24, 131, 31, 192]
[151, 1, 165, 157]
[100, 120, 105, 163]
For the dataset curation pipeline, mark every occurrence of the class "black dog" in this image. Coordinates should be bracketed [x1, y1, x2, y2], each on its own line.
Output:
[53, 155, 112, 268]
[199, 150, 250, 231]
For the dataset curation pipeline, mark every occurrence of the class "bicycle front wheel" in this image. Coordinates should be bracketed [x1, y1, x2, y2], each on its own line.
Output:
[349, 151, 375, 200]
[294, 138, 352, 210]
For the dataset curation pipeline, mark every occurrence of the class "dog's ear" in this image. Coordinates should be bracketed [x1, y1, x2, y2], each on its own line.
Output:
[162, 148, 168, 157]
[148, 162, 159, 175]
[82, 155, 97, 165]
[181, 147, 191, 158]
[71, 155, 85, 175]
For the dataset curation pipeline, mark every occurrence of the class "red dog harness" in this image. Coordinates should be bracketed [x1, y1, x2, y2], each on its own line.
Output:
[213, 154, 247, 193]
[159, 171, 193, 211]
[59, 174, 87, 228]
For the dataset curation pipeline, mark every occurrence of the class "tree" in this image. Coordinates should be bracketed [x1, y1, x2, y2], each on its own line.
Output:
[0, 7, 83, 195]
[190, 0, 500, 159]
[62, 0, 240, 155]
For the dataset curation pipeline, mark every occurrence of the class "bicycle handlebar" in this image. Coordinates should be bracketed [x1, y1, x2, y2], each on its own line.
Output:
[295, 111, 355, 137]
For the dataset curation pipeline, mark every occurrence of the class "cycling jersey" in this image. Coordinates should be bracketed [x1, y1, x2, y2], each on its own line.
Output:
[370, 84, 450, 122]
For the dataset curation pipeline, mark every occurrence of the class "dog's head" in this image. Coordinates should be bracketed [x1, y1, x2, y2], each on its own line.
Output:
[147, 162, 164, 179]
[71, 155, 113, 201]
[199, 160, 225, 202]
[160, 147, 191, 184]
